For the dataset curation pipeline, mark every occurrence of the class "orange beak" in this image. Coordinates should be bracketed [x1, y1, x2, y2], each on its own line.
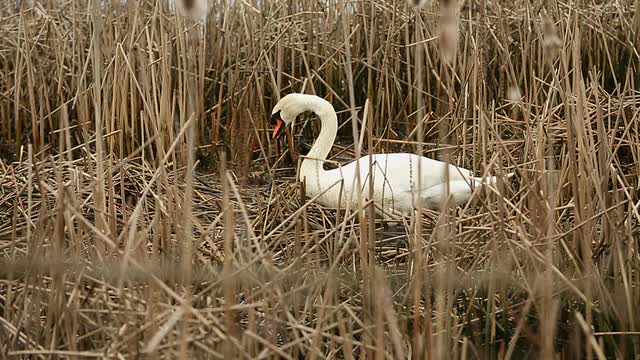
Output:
[272, 118, 284, 139]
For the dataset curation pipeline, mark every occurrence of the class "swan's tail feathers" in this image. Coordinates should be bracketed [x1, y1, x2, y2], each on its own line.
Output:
[474, 172, 515, 186]
[472, 175, 499, 186]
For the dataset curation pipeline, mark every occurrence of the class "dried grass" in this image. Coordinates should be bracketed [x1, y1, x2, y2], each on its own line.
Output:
[1, 0, 639, 358]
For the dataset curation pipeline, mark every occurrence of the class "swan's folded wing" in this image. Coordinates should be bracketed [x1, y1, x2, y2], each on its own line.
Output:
[420, 180, 476, 209]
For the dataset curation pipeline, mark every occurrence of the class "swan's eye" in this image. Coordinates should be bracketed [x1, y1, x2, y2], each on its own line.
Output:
[270, 110, 281, 125]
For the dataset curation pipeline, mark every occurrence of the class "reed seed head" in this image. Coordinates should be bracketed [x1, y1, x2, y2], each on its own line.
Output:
[439, 0, 458, 63]
[507, 86, 522, 103]
[542, 13, 562, 59]
[175, 0, 209, 19]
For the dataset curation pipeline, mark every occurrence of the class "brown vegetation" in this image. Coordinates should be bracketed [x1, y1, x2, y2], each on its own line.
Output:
[0, 0, 639, 358]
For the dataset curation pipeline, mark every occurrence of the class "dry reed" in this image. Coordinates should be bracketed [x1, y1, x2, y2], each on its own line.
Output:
[1, 0, 639, 358]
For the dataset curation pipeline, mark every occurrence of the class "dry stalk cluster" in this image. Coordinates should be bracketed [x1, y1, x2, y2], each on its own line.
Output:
[0, 0, 639, 358]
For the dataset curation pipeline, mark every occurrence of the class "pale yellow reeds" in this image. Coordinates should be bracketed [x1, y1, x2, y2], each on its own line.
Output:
[0, 0, 638, 358]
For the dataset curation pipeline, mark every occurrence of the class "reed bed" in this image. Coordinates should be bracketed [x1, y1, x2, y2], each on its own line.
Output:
[1, 0, 639, 358]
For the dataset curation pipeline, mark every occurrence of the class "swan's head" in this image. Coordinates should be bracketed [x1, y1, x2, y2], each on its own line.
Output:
[271, 94, 302, 139]
[269, 108, 286, 140]
[270, 93, 330, 139]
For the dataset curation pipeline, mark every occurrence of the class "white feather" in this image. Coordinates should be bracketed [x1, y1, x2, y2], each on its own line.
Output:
[272, 94, 510, 216]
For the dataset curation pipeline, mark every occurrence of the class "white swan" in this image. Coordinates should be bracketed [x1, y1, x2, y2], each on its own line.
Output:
[271, 93, 509, 215]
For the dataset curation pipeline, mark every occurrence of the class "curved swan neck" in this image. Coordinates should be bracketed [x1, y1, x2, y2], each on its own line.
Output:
[294, 95, 337, 179]
[305, 100, 337, 163]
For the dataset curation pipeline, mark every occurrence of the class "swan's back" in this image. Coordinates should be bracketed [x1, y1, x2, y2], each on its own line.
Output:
[345, 153, 471, 191]
[302, 152, 475, 214]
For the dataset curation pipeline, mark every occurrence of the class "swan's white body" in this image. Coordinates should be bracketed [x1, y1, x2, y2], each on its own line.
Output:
[301, 152, 489, 214]
[271, 94, 505, 215]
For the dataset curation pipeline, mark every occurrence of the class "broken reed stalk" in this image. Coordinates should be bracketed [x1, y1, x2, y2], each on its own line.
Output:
[412, 6, 428, 360]
[177, 13, 200, 359]
[436, 0, 458, 356]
